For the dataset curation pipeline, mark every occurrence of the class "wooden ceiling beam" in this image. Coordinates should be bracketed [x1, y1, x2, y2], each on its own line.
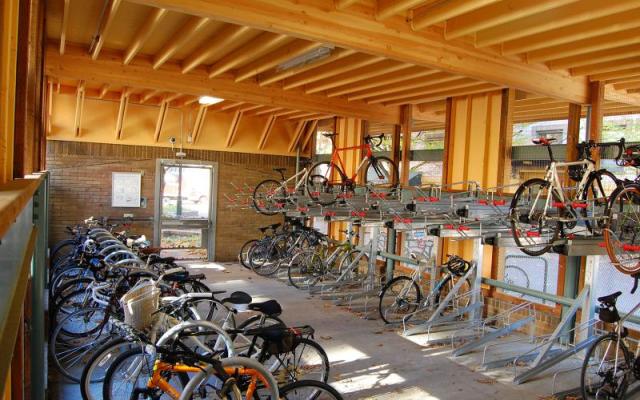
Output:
[235, 40, 323, 82]
[225, 110, 243, 147]
[126, 0, 589, 103]
[181, 24, 253, 74]
[164, 92, 183, 103]
[115, 88, 130, 139]
[257, 114, 277, 150]
[335, 0, 359, 9]
[258, 48, 355, 86]
[614, 81, 640, 91]
[283, 54, 384, 90]
[327, 67, 438, 98]
[444, 0, 578, 40]
[59, 0, 70, 54]
[46, 44, 401, 123]
[208, 32, 290, 78]
[124, 8, 167, 65]
[475, 0, 639, 48]
[502, 9, 640, 56]
[255, 107, 283, 116]
[89, 0, 122, 59]
[514, 97, 563, 107]
[604, 86, 640, 107]
[410, 0, 499, 31]
[73, 82, 85, 137]
[299, 119, 319, 150]
[191, 105, 208, 144]
[219, 101, 244, 111]
[387, 83, 501, 106]
[305, 60, 410, 94]
[153, 99, 169, 142]
[153, 16, 210, 69]
[547, 44, 640, 71]
[98, 84, 110, 99]
[367, 78, 481, 104]
[273, 109, 299, 117]
[140, 89, 159, 104]
[377, 0, 431, 21]
[237, 104, 263, 113]
[288, 120, 308, 152]
[348, 72, 461, 101]
[571, 57, 640, 77]
[591, 68, 640, 83]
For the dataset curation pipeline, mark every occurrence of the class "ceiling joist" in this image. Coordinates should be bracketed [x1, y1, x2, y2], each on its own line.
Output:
[89, 0, 122, 59]
[225, 110, 243, 147]
[124, 7, 168, 65]
[257, 114, 277, 150]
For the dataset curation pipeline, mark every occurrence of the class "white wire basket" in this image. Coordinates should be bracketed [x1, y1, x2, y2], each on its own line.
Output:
[120, 280, 160, 330]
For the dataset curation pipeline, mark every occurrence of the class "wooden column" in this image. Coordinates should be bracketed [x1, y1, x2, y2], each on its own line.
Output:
[0, 0, 20, 183]
[588, 81, 605, 165]
[400, 104, 412, 185]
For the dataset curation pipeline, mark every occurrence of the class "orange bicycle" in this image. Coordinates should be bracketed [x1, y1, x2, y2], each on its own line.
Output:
[306, 133, 398, 205]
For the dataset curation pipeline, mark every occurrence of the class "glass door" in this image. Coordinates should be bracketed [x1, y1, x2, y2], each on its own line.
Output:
[154, 160, 216, 260]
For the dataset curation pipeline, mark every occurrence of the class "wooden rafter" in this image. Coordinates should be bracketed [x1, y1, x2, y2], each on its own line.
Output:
[153, 99, 169, 142]
[45, 44, 402, 123]
[385, 83, 500, 106]
[377, 0, 431, 21]
[299, 120, 319, 151]
[327, 67, 438, 98]
[98, 84, 110, 99]
[335, 0, 359, 10]
[258, 48, 355, 86]
[89, 0, 122, 59]
[283, 54, 384, 90]
[475, 0, 639, 48]
[60, 0, 71, 54]
[153, 16, 209, 69]
[604, 86, 640, 107]
[208, 32, 289, 78]
[47, 81, 54, 135]
[255, 107, 282, 116]
[367, 77, 480, 104]
[591, 67, 640, 83]
[502, 9, 640, 55]
[225, 110, 243, 148]
[219, 101, 244, 111]
[123, 0, 589, 102]
[191, 105, 208, 144]
[73, 81, 86, 137]
[286, 111, 315, 120]
[124, 8, 167, 64]
[304, 60, 410, 94]
[547, 44, 640, 70]
[273, 109, 299, 118]
[181, 24, 252, 74]
[237, 104, 262, 113]
[444, 0, 579, 40]
[257, 114, 277, 150]
[615, 81, 640, 91]
[235, 40, 323, 82]
[571, 57, 640, 77]
[348, 72, 460, 101]
[411, 0, 499, 31]
[115, 88, 130, 139]
[140, 89, 159, 104]
[287, 120, 307, 152]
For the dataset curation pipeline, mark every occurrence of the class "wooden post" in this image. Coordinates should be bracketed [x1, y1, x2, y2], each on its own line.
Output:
[496, 89, 514, 194]
[588, 81, 605, 166]
[400, 104, 413, 185]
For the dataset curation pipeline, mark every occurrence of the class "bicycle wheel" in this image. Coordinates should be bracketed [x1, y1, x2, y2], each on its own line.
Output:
[510, 178, 562, 256]
[264, 337, 329, 385]
[582, 170, 620, 234]
[604, 184, 640, 275]
[306, 161, 344, 206]
[288, 251, 324, 290]
[378, 276, 421, 324]
[249, 238, 285, 276]
[581, 334, 631, 400]
[239, 239, 258, 269]
[103, 347, 189, 400]
[436, 275, 472, 310]
[80, 338, 132, 400]
[50, 239, 77, 269]
[279, 380, 344, 400]
[364, 156, 398, 188]
[337, 250, 370, 284]
[253, 179, 287, 215]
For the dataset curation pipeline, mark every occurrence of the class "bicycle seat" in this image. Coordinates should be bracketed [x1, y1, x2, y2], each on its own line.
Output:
[322, 133, 337, 138]
[532, 137, 556, 145]
[223, 291, 253, 305]
[598, 291, 622, 305]
[273, 168, 287, 174]
[150, 255, 176, 264]
[248, 299, 283, 316]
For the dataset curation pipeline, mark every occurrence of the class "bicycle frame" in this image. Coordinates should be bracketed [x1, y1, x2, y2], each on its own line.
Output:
[328, 142, 373, 182]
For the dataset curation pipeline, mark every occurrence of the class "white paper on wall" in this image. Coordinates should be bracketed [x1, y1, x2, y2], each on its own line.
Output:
[112, 172, 141, 207]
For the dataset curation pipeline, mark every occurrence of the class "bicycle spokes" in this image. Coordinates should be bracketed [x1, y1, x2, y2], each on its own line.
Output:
[604, 185, 640, 275]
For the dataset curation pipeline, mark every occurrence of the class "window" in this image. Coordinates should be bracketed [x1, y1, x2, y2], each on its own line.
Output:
[408, 129, 444, 186]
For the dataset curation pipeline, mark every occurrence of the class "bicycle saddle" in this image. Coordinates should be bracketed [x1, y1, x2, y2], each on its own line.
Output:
[532, 137, 556, 145]
[249, 299, 283, 316]
[223, 291, 253, 305]
[322, 133, 337, 138]
[598, 291, 622, 305]
[273, 168, 287, 173]
[150, 255, 176, 264]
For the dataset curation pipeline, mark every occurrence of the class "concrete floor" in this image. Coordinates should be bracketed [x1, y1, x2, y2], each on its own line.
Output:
[52, 261, 595, 399]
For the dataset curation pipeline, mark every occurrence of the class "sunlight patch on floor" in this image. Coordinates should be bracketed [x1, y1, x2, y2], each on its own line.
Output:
[363, 386, 439, 399]
[185, 262, 227, 270]
[332, 363, 406, 394]
[323, 343, 370, 364]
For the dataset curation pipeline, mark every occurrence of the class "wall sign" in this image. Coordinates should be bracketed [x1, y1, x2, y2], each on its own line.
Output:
[112, 172, 142, 207]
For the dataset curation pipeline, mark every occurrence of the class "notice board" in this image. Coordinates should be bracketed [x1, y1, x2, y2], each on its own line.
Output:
[112, 172, 141, 207]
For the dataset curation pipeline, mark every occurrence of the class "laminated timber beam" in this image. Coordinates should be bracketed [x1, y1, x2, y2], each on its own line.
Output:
[225, 110, 243, 148]
[125, 0, 590, 103]
[257, 115, 277, 150]
[604, 86, 640, 107]
[45, 44, 402, 124]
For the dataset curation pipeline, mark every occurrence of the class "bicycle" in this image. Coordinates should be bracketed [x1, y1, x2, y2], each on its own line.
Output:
[510, 138, 623, 256]
[603, 140, 640, 275]
[581, 286, 640, 399]
[306, 133, 399, 206]
[378, 254, 472, 324]
[252, 160, 316, 215]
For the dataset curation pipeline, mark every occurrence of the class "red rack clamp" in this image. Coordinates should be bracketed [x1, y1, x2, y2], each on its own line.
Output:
[297, 207, 309, 213]
[493, 200, 506, 206]
[350, 211, 366, 218]
[571, 202, 588, 209]
[526, 231, 541, 237]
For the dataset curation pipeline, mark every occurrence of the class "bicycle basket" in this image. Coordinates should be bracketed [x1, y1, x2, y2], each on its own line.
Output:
[120, 280, 160, 330]
[568, 165, 586, 182]
[260, 325, 314, 355]
[598, 304, 620, 323]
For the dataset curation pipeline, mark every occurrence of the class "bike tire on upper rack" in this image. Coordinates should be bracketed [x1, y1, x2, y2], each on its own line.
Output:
[510, 178, 562, 256]
[581, 169, 619, 234]
[364, 156, 399, 190]
[580, 333, 631, 400]
[378, 275, 421, 324]
[279, 379, 344, 400]
[253, 179, 287, 215]
[306, 161, 345, 206]
[604, 184, 640, 275]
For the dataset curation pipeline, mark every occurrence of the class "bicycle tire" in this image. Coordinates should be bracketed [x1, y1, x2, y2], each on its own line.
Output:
[364, 156, 399, 188]
[253, 179, 287, 215]
[510, 178, 561, 256]
[306, 161, 345, 206]
[604, 184, 640, 275]
[581, 333, 631, 400]
[263, 337, 330, 384]
[50, 239, 77, 269]
[279, 379, 344, 400]
[80, 338, 131, 400]
[288, 251, 322, 290]
[239, 239, 258, 269]
[582, 169, 619, 234]
[435, 275, 472, 308]
[378, 276, 421, 324]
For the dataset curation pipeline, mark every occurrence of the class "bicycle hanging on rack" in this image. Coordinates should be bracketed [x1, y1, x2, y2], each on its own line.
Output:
[510, 138, 623, 256]
[252, 160, 316, 215]
[306, 133, 399, 206]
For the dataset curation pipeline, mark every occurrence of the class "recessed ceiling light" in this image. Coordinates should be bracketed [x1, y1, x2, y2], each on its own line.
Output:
[198, 96, 224, 105]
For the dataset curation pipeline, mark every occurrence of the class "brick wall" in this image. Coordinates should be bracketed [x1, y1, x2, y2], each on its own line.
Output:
[47, 141, 296, 261]
[485, 296, 561, 336]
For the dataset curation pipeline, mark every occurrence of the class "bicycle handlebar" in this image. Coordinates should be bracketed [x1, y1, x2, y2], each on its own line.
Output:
[364, 134, 385, 149]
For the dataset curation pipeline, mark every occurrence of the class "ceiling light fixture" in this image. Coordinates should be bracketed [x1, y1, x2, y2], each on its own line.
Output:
[198, 96, 224, 105]
[277, 45, 334, 71]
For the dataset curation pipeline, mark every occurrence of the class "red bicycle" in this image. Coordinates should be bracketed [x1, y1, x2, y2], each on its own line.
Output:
[306, 133, 398, 205]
